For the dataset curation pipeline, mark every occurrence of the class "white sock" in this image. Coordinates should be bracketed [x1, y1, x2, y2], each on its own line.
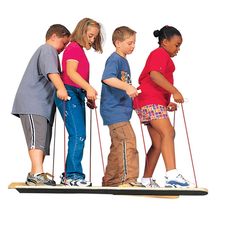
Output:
[33, 172, 42, 176]
[141, 177, 151, 185]
[166, 169, 179, 179]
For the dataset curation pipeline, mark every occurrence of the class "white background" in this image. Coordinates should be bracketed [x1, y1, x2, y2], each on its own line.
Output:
[1, 0, 235, 235]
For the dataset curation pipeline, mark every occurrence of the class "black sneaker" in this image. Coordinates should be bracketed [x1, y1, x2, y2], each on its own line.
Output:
[26, 173, 56, 186]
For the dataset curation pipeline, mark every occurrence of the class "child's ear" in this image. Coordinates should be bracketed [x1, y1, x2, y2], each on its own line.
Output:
[162, 38, 169, 46]
[50, 33, 57, 41]
[115, 40, 120, 48]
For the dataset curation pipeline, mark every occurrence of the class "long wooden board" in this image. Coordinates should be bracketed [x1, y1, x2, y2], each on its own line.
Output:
[8, 182, 208, 196]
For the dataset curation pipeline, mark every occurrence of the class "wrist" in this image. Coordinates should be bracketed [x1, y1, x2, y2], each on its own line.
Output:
[124, 83, 131, 91]
[83, 84, 92, 92]
[171, 87, 179, 94]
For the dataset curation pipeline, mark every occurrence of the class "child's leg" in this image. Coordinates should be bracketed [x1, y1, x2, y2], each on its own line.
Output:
[122, 122, 139, 184]
[143, 124, 161, 178]
[20, 115, 49, 174]
[102, 123, 121, 186]
[102, 122, 125, 186]
[55, 86, 86, 180]
[147, 118, 193, 188]
[29, 149, 45, 174]
[20, 114, 56, 186]
[149, 118, 176, 171]
[102, 122, 139, 186]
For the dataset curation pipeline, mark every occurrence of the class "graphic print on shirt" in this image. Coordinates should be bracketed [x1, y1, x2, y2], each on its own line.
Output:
[121, 71, 132, 85]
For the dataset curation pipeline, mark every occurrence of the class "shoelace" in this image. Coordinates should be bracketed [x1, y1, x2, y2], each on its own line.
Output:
[148, 179, 159, 187]
[176, 174, 189, 183]
[38, 172, 54, 180]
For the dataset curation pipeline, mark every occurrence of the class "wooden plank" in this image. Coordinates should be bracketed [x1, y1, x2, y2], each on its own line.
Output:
[8, 182, 208, 196]
[8, 182, 25, 189]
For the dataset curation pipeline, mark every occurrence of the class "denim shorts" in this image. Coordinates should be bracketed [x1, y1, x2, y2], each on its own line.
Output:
[135, 104, 168, 124]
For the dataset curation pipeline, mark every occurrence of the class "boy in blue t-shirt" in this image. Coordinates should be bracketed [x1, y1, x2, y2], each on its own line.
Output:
[100, 26, 141, 187]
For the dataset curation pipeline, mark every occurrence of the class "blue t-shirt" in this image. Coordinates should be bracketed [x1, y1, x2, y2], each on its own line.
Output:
[100, 52, 133, 125]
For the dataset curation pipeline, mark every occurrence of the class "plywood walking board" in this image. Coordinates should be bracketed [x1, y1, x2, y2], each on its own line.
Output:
[9, 182, 208, 196]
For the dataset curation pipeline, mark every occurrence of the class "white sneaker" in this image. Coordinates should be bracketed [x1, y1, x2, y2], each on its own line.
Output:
[165, 174, 194, 188]
[60, 175, 92, 187]
[141, 178, 160, 188]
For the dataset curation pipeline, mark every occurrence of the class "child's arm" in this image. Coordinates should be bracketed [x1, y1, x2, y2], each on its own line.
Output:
[103, 78, 138, 98]
[48, 73, 68, 101]
[66, 60, 97, 100]
[150, 71, 184, 103]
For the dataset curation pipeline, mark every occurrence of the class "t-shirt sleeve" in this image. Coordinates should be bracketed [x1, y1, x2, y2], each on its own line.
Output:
[146, 49, 168, 74]
[39, 47, 59, 79]
[102, 57, 119, 80]
[65, 45, 83, 61]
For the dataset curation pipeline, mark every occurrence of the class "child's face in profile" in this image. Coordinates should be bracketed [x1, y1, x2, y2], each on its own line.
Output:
[163, 35, 182, 57]
[54, 35, 70, 54]
[116, 34, 136, 57]
[84, 25, 100, 50]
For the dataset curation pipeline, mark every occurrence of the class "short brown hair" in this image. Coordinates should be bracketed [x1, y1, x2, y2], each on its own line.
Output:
[45, 24, 70, 40]
[112, 26, 136, 46]
[70, 18, 103, 53]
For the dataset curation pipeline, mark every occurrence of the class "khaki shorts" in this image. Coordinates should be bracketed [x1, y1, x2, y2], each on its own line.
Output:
[20, 114, 52, 155]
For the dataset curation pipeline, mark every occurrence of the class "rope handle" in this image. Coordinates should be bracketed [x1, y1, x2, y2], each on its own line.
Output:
[180, 104, 198, 187]
[94, 106, 105, 174]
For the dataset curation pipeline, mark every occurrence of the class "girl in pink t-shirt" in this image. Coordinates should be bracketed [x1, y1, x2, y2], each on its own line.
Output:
[55, 18, 103, 186]
[134, 26, 193, 188]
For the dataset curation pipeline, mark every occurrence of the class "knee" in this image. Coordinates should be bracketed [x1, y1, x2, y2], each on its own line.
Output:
[150, 144, 160, 153]
[77, 135, 86, 143]
[160, 126, 175, 139]
[78, 136, 86, 142]
[173, 128, 176, 138]
[69, 133, 86, 143]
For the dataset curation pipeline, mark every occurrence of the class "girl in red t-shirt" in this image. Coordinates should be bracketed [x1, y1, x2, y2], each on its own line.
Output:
[134, 26, 193, 188]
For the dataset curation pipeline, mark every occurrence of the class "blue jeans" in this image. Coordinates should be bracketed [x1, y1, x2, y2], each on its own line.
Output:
[55, 85, 86, 180]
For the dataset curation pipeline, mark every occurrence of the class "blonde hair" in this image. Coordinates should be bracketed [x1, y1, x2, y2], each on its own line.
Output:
[112, 26, 136, 46]
[70, 18, 103, 53]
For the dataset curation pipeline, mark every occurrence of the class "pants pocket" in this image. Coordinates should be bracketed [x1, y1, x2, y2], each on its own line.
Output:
[109, 122, 135, 140]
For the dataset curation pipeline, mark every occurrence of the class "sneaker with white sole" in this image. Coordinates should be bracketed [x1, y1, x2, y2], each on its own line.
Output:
[26, 172, 56, 186]
[165, 174, 193, 188]
[60, 175, 92, 187]
[141, 178, 160, 188]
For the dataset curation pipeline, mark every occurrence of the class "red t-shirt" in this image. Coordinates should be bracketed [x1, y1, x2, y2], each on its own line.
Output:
[133, 47, 175, 108]
[62, 41, 90, 88]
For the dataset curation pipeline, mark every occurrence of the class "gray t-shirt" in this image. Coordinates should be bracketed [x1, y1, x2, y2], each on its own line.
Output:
[12, 44, 60, 124]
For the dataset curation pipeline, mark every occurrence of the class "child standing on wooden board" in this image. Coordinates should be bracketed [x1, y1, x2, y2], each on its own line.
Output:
[100, 26, 142, 187]
[134, 26, 193, 188]
[55, 18, 103, 187]
[12, 24, 71, 186]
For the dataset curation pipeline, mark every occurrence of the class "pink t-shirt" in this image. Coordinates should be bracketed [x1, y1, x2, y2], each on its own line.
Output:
[62, 41, 90, 88]
[133, 47, 175, 108]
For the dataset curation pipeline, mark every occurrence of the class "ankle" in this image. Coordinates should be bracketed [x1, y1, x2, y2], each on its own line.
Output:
[141, 177, 152, 184]
[166, 169, 179, 179]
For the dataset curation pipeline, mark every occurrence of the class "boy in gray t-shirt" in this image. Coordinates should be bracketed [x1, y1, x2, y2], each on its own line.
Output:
[12, 24, 70, 186]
